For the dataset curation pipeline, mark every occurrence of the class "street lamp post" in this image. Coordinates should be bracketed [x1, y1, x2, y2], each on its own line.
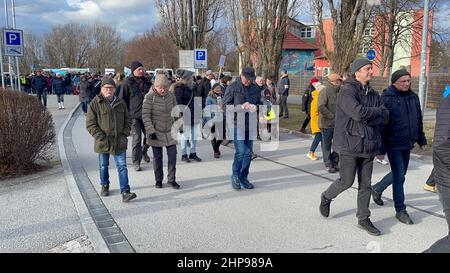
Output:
[192, 25, 198, 50]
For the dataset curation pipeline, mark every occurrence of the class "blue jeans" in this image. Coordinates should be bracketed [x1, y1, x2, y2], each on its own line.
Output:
[98, 152, 130, 193]
[372, 150, 410, 212]
[310, 132, 322, 152]
[232, 129, 253, 181]
[180, 124, 200, 156]
[81, 101, 89, 113]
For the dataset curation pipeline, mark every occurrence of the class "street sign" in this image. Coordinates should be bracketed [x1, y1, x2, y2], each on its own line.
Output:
[3, 29, 24, 57]
[219, 55, 226, 67]
[179, 50, 195, 69]
[194, 49, 207, 69]
[367, 49, 376, 61]
[105, 68, 115, 75]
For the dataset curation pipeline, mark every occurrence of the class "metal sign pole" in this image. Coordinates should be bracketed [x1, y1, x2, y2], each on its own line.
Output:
[11, 0, 20, 91]
[4, 0, 13, 89]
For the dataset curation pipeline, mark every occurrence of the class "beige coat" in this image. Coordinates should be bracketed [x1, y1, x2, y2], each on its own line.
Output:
[142, 88, 178, 147]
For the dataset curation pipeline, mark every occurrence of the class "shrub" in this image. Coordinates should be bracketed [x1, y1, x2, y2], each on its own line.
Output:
[0, 89, 56, 179]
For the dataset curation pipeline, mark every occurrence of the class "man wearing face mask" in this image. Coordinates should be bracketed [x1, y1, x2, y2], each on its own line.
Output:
[371, 69, 427, 226]
[120, 61, 152, 171]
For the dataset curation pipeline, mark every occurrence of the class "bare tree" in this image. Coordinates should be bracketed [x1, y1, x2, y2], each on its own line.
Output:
[312, 0, 374, 76]
[89, 23, 123, 73]
[123, 24, 179, 69]
[19, 34, 44, 73]
[369, 0, 433, 77]
[155, 0, 224, 50]
[227, 0, 295, 77]
[42, 22, 122, 71]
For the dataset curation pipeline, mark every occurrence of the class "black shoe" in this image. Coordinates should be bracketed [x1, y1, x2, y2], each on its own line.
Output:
[181, 155, 191, 163]
[134, 163, 142, 171]
[100, 185, 109, 197]
[168, 181, 180, 189]
[143, 153, 151, 163]
[396, 210, 414, 225]
[372, 189, 384, 206]
[319, 194, 332, 217]
[189, 153, 202, 162]
[231, 176, 241, 190]
[327, 167, 338, 174]
[155, 181, 163, 189]
[122, 191, 137, 203]
[358, 218, 381, 236]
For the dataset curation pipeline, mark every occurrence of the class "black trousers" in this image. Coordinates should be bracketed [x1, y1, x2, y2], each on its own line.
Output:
[210, 125, 223, 153]
[131, 118, 150, 165]
[152, 145, 177, 183]
[323, 154, 374, 221]
[301, 114, 310, 130]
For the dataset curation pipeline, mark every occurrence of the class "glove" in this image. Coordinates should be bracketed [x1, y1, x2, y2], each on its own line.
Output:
[179, 125, 184, 134]
[150, 133, 157, 140]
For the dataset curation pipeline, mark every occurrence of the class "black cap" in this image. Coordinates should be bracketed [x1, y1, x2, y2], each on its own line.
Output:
[391, 69, 411, 84]
[242, 67, 256, 82]
[350, 58, 372, 74]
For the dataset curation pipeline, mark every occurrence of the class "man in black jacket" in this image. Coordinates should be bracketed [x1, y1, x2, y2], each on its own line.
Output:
[222, 67, 259, 190]
[120, 61, 152, 171]
[175, 69, 202, 163]
[319, 58, 389, 236]
[31, 69, 48, 108]
[424, 92, 450, 253]
[371, 70, 427, 225]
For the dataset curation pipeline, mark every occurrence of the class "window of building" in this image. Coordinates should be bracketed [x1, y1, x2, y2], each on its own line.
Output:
[300, 27, 313, 38]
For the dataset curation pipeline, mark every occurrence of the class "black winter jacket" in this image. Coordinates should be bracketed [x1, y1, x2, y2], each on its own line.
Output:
[380, 85, 427, 152]
[119, 76, 151, 119]
[433, 97, 450, 189]
[175, 83, 201, 125]
[332, 77, 389, 158]
[302, 84, 314, 114]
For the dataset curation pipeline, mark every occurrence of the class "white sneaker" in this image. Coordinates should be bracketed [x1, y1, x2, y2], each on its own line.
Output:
[376, 158, 389, 165]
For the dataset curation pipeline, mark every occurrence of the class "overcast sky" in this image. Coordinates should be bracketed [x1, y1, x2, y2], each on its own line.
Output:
[0, 0, 449, 41]
[0, 0, 160, 40]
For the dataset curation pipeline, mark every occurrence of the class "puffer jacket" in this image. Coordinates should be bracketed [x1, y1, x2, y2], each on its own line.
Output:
[380, 85, 427, 152]
[86, 94, 131, 155]
[142, 88, 178, 147]
[433, 97, 450, 189]
[332, 77, 389, 158]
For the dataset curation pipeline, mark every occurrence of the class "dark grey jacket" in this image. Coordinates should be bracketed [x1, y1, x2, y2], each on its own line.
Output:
[332, 77, 389, 158]
[318, 82, 340, 129]
[433, 97, 450, 189]
[119, 76, 151, 119]
[277, 75, 290, 96]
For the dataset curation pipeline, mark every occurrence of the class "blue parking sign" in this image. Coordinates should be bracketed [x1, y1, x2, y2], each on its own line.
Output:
[3, 29, 24, 57]
[194, 49, 207, 69]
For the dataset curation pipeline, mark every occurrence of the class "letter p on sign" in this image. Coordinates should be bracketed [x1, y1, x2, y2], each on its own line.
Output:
[6, 32, 20, 45]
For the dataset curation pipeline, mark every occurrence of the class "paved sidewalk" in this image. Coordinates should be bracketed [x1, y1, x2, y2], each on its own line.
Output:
[0, 95, 89, 253]
[67, 107, 446, 253]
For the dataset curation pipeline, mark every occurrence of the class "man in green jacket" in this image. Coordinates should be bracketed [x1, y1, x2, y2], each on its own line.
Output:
[86, 77, 137, 202]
